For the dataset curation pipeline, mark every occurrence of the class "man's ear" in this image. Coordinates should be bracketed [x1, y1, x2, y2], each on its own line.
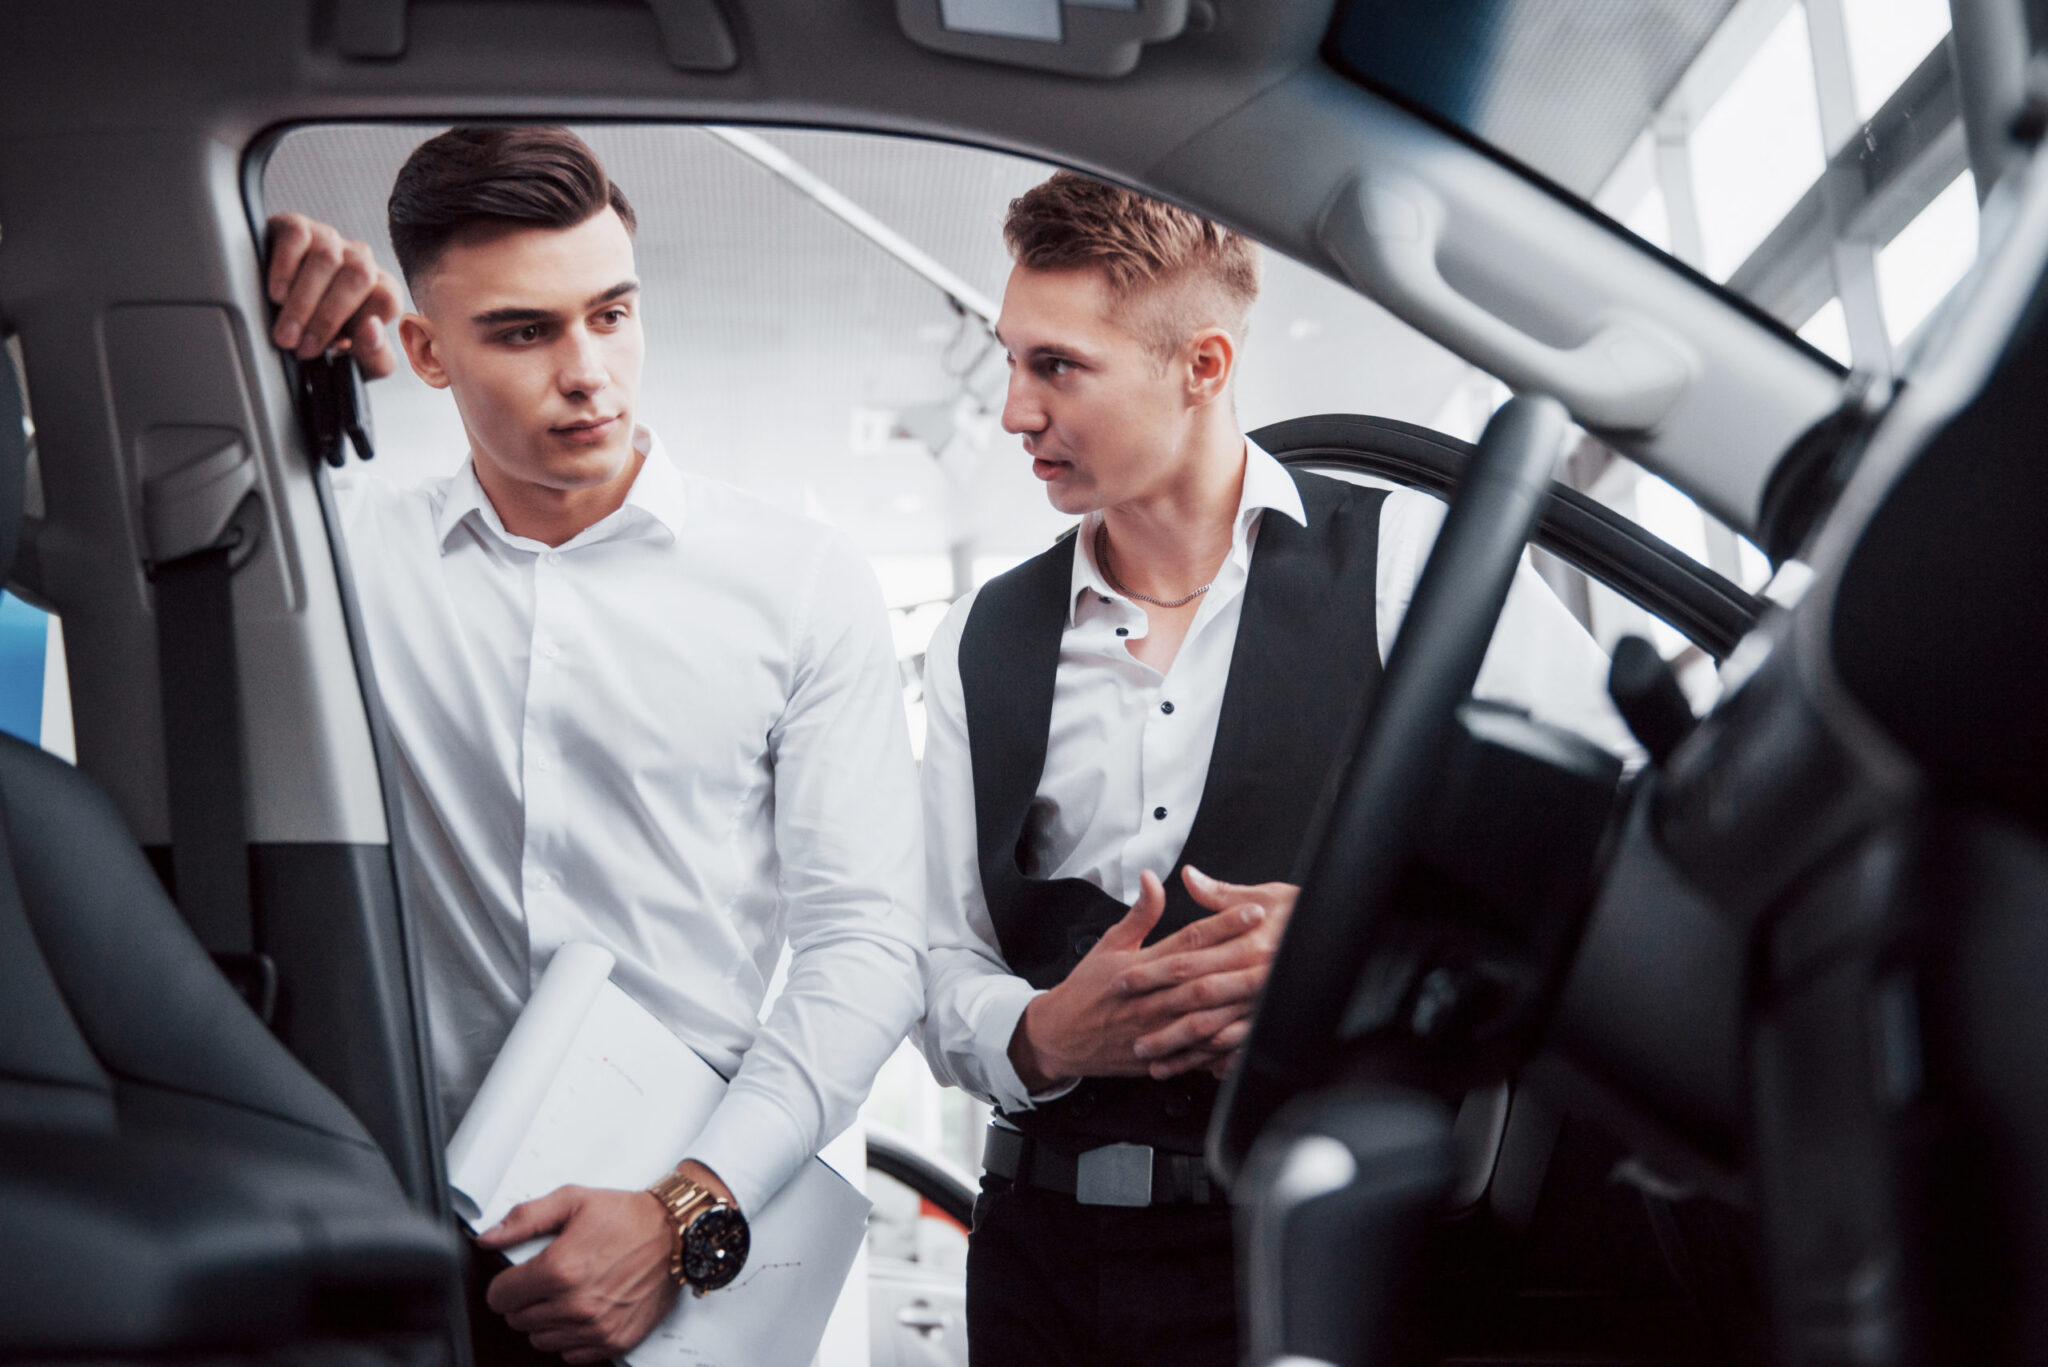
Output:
[1183, 326, 1236, 406]
[399, 313, 451, 390]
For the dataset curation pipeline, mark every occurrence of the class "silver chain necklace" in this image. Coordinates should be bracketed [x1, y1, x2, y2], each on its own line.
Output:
[1094, 522, 1212, 609]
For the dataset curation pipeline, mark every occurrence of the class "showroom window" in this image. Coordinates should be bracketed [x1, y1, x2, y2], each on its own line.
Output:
[1330, 0, 1985, 380]
[1592, 0, 1978, 376]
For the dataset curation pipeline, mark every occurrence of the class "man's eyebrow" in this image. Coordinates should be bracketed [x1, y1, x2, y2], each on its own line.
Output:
[998, 332, 1089, 363]
[469, 281, 639, 329]
[470, 305, 555, 328]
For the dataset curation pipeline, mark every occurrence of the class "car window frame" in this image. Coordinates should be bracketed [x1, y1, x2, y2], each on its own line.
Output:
[1255, 413, 1761, 661]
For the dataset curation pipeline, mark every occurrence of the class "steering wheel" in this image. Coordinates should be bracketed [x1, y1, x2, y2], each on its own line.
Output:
[1210, 394, 1576, 1180]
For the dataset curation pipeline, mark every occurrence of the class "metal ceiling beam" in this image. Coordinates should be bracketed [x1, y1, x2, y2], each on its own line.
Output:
[703, 125, 1001, 329]
[1804, 0, 1892, 376]
[1725, 39, 1967, 330]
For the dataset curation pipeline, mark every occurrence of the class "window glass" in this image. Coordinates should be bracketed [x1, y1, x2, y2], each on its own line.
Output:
[1879, 171, 1981, 345]
[256, 126, 1821, 1318]
[1555, 431, 1773, 712]
[1798, 297, 1852, 365]
[1621, 181, 1674, 256]
[1842, 0, 1951, 121]
[1689, 6, 1826, 280]
[0, 596, 75, 764]
[1337, 386, 1768, 715]
[1328, 0, 1973, 359]
[265, 124, 1484, 753]
[1593, 130, 1675, 255]
[0, 338, 73, 762]
[270, 124, 1526, 1204]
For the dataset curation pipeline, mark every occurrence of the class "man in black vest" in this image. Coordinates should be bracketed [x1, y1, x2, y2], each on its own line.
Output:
[917, 173, 1633, 1366]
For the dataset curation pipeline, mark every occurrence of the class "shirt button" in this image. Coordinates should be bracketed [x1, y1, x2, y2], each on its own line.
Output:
[1154, 806, 1168, 820]
[543, 642, 561, 660]
[1160, 700, 1174, 715]
[543, 550, 561, 565]
[534, 756, 550, 772]
[529, 872, 550, 891]
[1116, 627, 1129, 637]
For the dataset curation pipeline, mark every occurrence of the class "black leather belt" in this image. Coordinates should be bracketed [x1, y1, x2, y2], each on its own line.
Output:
[982, 1124, 1227, 1207]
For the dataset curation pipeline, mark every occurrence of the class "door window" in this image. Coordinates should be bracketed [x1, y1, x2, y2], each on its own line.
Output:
[0, 336, 73, 761]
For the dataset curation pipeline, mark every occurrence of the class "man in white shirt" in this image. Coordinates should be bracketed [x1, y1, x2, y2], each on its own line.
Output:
[264, 126, 923, 1363]
[917, 173, 1636, 1365]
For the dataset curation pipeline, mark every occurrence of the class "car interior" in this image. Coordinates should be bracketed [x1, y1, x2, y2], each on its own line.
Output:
[0, 1, 2042, 1364]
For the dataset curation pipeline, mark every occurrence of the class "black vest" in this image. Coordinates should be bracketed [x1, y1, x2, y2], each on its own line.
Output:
[958, 472, 1388, 1153]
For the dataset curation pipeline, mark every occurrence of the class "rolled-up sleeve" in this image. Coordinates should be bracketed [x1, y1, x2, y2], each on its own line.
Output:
[912, 593, 1073, 1115]
[688, 534, 927, 1215]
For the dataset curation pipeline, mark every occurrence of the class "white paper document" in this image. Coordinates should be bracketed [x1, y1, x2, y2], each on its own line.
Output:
[445, 942, 871, 1367]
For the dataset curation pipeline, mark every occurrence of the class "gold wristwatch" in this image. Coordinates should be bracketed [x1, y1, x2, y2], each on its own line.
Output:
[646, 1170, 750, 1295]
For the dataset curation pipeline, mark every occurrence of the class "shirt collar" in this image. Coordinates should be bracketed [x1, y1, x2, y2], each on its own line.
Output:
[1067, 436, 1308, 625]
[434, 424, 687, 553]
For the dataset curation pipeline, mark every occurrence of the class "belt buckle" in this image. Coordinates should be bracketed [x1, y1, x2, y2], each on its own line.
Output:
[1075, 1142, 1154, 1207]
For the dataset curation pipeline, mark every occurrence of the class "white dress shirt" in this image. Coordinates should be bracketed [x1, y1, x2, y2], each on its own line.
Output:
[337, 427, 924, 1215]
[918, 438, 1638, 1113]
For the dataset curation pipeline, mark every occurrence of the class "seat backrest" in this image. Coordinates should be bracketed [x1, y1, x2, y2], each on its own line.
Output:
[0, 730, 395, 1176]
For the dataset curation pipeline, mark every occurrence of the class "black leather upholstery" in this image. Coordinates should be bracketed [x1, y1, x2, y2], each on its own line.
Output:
[0, 345, 456, 1353]
[0, 733, 392, 1169]
[0, 1129, 453, 1351]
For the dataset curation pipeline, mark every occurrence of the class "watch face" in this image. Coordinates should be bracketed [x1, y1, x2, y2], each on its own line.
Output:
[683, 1205, 750, 1291]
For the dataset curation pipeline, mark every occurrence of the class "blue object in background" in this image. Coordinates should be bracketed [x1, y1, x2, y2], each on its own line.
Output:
[0, 592, 47, 746]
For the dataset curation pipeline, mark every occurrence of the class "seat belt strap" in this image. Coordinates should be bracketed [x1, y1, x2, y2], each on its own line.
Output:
[152, 542, 252, 956]
[140, 354, 371, 989]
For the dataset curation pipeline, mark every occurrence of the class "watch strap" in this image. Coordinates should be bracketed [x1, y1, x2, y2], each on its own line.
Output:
[647, 1170, 722, 1287]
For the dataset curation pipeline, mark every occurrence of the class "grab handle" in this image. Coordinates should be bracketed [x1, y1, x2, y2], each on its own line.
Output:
[1319, 176, 1694, 435]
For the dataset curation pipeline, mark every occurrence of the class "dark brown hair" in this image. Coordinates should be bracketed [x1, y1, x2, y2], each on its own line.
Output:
[387, 125, 636, 286]
[1003, 171, 1259, 357]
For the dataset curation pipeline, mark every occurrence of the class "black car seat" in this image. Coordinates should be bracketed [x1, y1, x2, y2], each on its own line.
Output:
[0, 356, 459, 1357]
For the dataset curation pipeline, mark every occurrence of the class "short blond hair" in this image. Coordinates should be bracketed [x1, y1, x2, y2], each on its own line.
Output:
[1003, 171, 1261, 361]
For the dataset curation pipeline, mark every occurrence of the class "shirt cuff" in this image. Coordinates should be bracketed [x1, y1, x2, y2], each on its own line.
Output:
[686, 1090, 809, 1218]
[979, 980, 1081, 1113]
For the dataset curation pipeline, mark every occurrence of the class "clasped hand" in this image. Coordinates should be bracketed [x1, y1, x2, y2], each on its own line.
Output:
[1010, 865, 1298, 1089]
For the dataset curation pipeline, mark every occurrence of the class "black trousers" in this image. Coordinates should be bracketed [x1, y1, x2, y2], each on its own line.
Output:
[966, 1175, 1239, 1367]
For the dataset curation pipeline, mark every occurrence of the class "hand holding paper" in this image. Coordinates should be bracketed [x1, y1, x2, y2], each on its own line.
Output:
[444, 942, 871, 1367]
[482, 1184, 679, 1364]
